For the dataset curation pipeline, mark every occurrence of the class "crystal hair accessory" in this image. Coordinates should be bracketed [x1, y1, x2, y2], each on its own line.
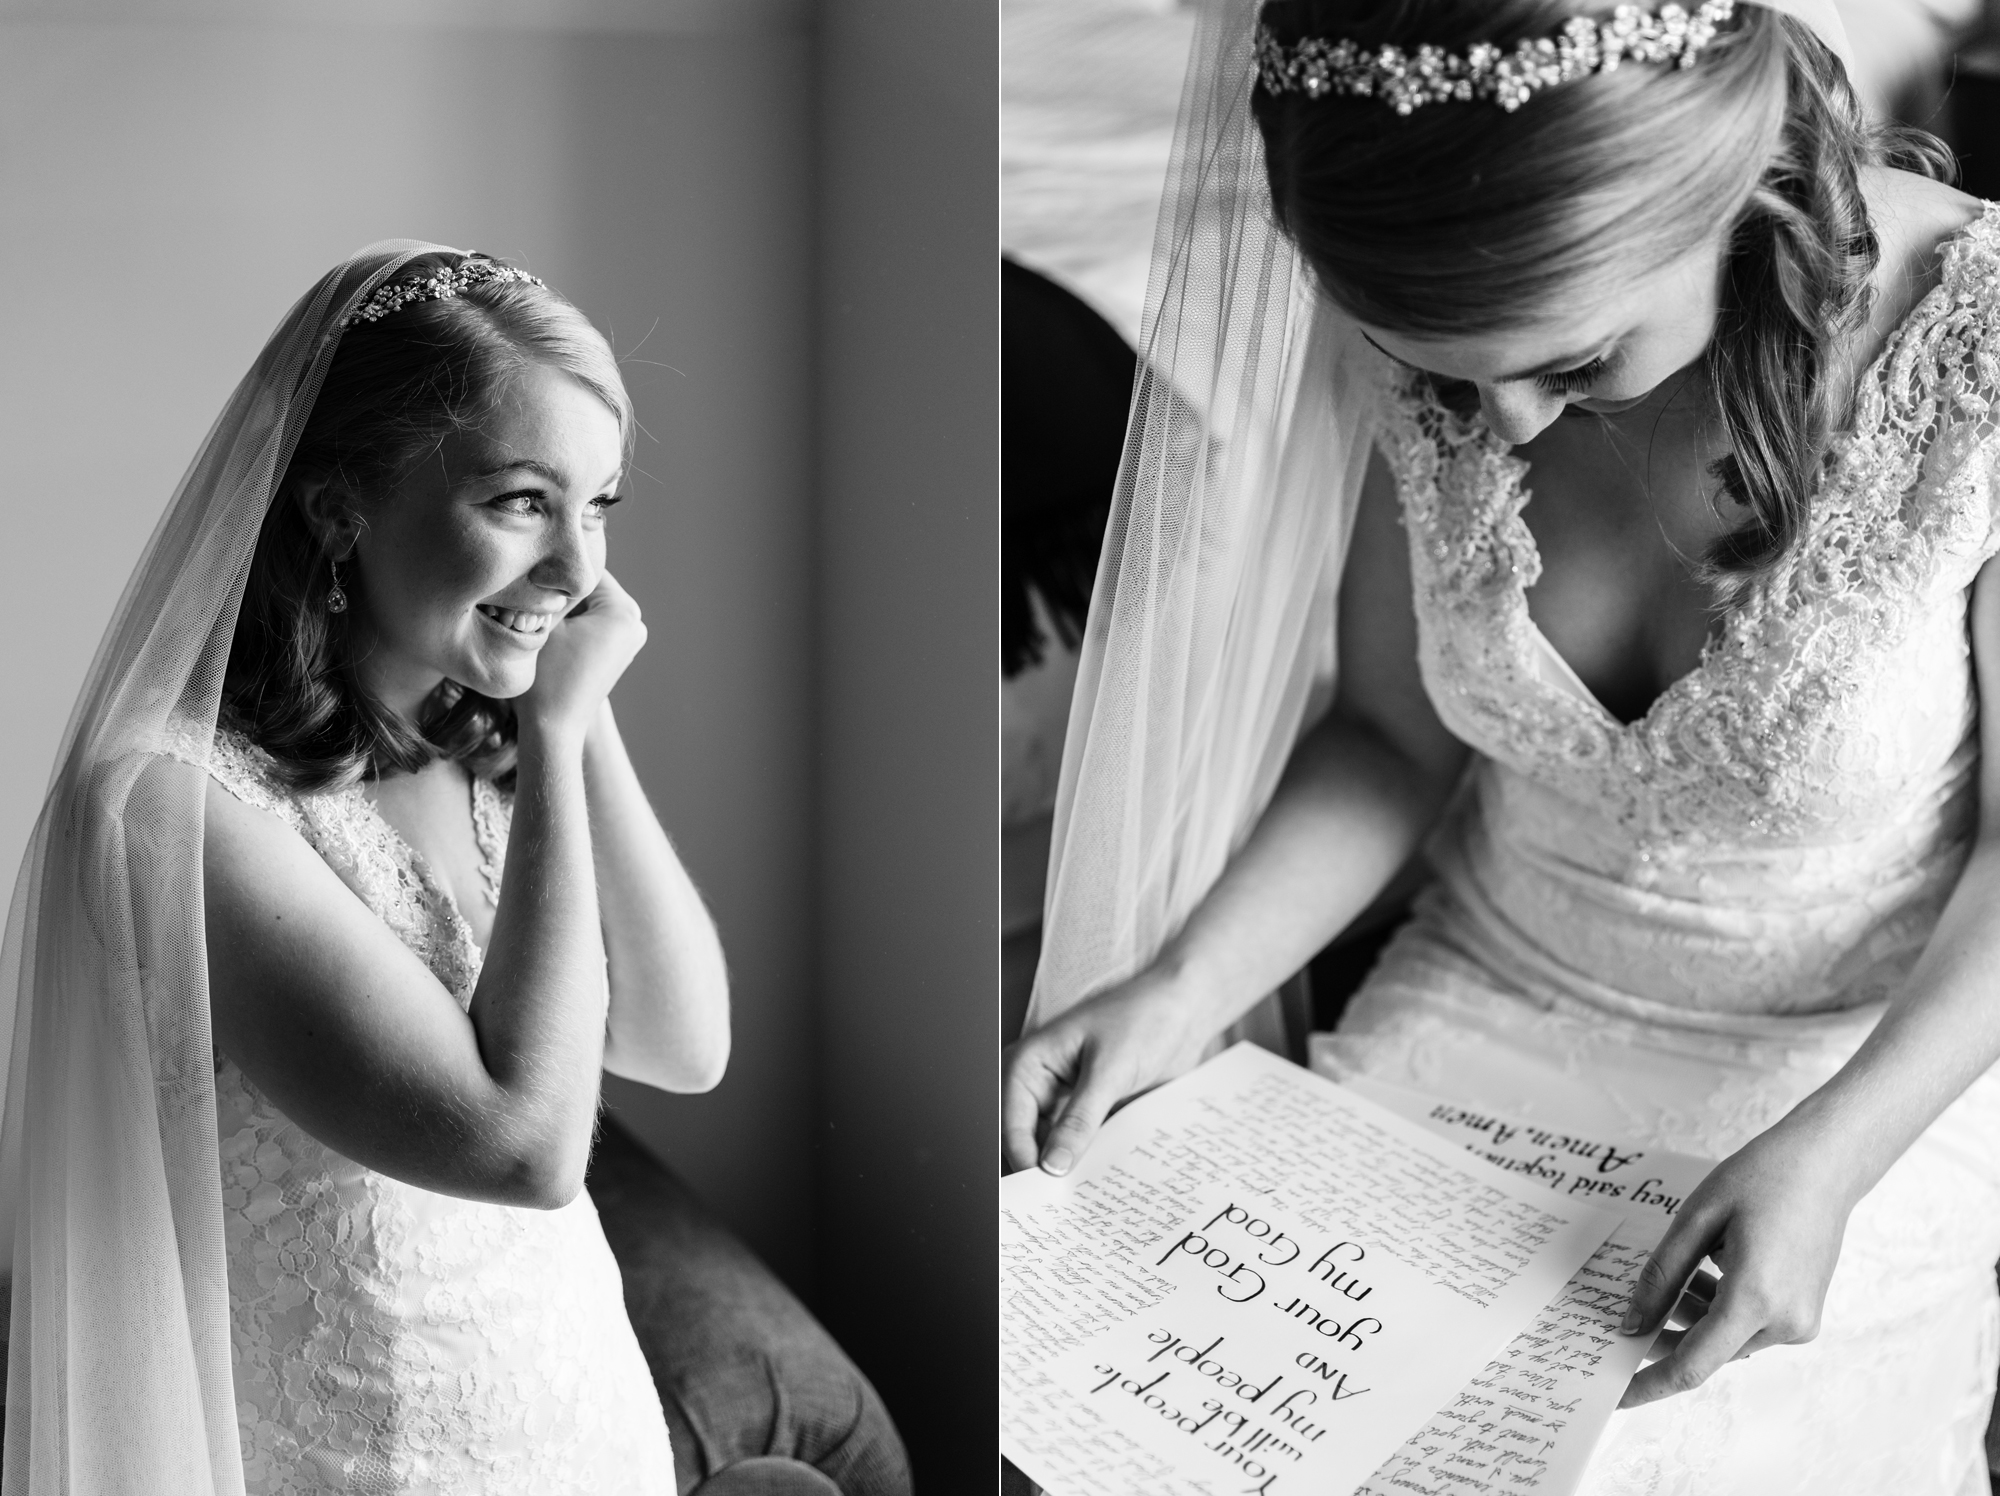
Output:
[1254, 0, 1737, 114]
[341, 256, 545, 327]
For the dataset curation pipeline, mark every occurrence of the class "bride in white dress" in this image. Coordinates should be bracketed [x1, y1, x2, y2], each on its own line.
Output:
[1006, 2, 2000, 1489]
[1, 245, 728, 1494]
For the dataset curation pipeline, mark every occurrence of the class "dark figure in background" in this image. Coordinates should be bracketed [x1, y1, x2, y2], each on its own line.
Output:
[1001, 259, 1133, 681]
[1001, 259, 1135, 1041]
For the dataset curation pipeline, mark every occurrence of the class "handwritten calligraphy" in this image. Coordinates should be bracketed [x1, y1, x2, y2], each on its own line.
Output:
[1343, 1075, 1716, 1495]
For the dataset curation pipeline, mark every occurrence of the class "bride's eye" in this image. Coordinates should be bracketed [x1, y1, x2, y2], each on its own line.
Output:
[587, 494, 624, 519]
[1538, 354, 1610, 394]
[490, 491, 540, 516]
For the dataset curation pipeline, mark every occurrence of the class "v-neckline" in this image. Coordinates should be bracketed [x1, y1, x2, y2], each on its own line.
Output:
[1491, 202, 1993, 733]
[356, 770, 498, 960]
[1502, 455, 1736, 731]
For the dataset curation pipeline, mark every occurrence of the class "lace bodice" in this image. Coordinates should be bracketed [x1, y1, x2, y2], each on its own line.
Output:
[1313, 213, 2000, 1496]
[197, 728, 671, 1495]
[1374, 203, 2000, 1024]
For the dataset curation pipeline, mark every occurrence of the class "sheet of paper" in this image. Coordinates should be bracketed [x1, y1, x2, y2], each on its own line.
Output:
[1342, 1076, 1715, 1496]
[1002, 1044, 1625, 1496]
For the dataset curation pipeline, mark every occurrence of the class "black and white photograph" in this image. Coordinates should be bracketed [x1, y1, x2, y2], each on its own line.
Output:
[18, 0, 2000, 1492]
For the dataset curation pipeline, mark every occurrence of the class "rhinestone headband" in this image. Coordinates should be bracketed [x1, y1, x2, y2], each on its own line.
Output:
[343, 258, 545, 328]
[1254, 0, 1737, 114]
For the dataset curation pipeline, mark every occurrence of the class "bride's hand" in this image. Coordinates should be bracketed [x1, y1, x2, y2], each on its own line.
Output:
[1617, 1118, 1862, 1408]
[1001, 968, 1216, 1176]
[517, 571, 647, 746]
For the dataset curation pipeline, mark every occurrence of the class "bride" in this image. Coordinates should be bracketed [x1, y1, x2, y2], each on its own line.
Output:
[1, 245, 729, 1492]
[1006, 0, 2000, 1488]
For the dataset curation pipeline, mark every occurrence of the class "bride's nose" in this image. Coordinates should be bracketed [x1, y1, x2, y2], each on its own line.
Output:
[529, 513, 598, 597]
[1478, 381, 1566, 446]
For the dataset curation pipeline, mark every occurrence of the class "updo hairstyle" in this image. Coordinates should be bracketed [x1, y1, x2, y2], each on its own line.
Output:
[223, 251, 632, 790]
[1252, 0, 1953, 587]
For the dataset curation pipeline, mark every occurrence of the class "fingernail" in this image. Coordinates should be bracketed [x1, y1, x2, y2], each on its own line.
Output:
[1619, 1309, 1641, 1334]
[1041, 1147, 1073, 1176]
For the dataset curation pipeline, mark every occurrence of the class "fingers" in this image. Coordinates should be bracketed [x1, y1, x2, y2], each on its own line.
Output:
[1621, 1206, 1720, 1337]
[1621, 1267, 1821, 1410]
[1645, 1324, 1767, 1367]
[588, 571, 635, 609]
[570, 571, 636, 619]
[1000, 979, 1190, 1178]
[1633, 1267, 1718, 1362]
[1619, 1283, 1765, 1409]
[1001, 1037, 1073, 1174]
[1037, 1046, 1135, 1177]
[1672, 1268, 1717, 1321]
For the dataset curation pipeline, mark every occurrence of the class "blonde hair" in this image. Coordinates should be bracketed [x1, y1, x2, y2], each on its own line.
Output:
[1252, 1, 1952, 586]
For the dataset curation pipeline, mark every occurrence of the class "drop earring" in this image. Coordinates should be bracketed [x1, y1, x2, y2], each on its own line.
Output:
[327, 558, 349, 615]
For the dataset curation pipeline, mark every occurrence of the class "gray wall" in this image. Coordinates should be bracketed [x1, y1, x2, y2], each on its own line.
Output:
[813, 2, 999, 1487]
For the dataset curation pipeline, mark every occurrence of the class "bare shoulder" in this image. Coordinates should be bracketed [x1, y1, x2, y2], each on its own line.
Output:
[122, 749, 208, 812]
[1860, 166, 1985, 342]
[101, 753, 222, 901]
[104, 749, 263, 857]
[199, 768, 414, 973]
[199, 767, 382, 986]
[201, 764, 310, 878]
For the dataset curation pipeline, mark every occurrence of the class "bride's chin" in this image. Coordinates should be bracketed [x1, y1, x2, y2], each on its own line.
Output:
[478, 672, 535, 703]
[447, 657, 535, 702]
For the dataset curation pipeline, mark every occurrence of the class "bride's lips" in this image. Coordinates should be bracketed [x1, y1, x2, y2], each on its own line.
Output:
[476, 604, 562, 643]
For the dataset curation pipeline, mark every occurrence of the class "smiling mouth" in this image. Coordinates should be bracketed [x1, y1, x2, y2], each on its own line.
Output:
[477, 605, 561, 637]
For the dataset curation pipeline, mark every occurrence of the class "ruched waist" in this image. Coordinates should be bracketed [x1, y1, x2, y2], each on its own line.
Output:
[1422, 763, 1976, 1029]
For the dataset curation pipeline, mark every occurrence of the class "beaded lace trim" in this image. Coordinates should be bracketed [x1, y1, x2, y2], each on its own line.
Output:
[1379, 201, 2000, 866]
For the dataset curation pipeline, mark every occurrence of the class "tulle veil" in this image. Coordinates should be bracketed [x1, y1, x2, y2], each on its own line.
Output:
[0, 241, 442, 1495]
[1025, 0, 1857, 1036]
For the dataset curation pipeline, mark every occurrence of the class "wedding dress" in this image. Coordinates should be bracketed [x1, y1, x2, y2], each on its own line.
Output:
[1311, 202, 2000, 1495]
[189, 724, 673, 1495]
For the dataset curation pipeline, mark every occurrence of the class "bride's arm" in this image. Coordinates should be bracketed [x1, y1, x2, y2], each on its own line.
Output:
[1000, 452, 1469, 1174]
[1621, 552, 2000, 1406]
[583, 701, 730, 1093]
[205, 575, 645, 1210]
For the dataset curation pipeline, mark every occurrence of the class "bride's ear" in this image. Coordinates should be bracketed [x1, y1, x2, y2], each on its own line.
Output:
[294, 473, 362, 559]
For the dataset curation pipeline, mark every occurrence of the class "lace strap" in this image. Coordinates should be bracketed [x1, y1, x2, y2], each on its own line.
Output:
[195, 725, 305, 830]
[1374, 367, 1450, 483]
[469, 776, 511, 909]
[1849, 205, 2000, 517]
[1751, 208, 2000, 613]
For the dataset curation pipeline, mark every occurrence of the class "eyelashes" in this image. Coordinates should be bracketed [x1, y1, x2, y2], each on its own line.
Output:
[490, 490, 624, 516]
[1538, 355, 1610, 394]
